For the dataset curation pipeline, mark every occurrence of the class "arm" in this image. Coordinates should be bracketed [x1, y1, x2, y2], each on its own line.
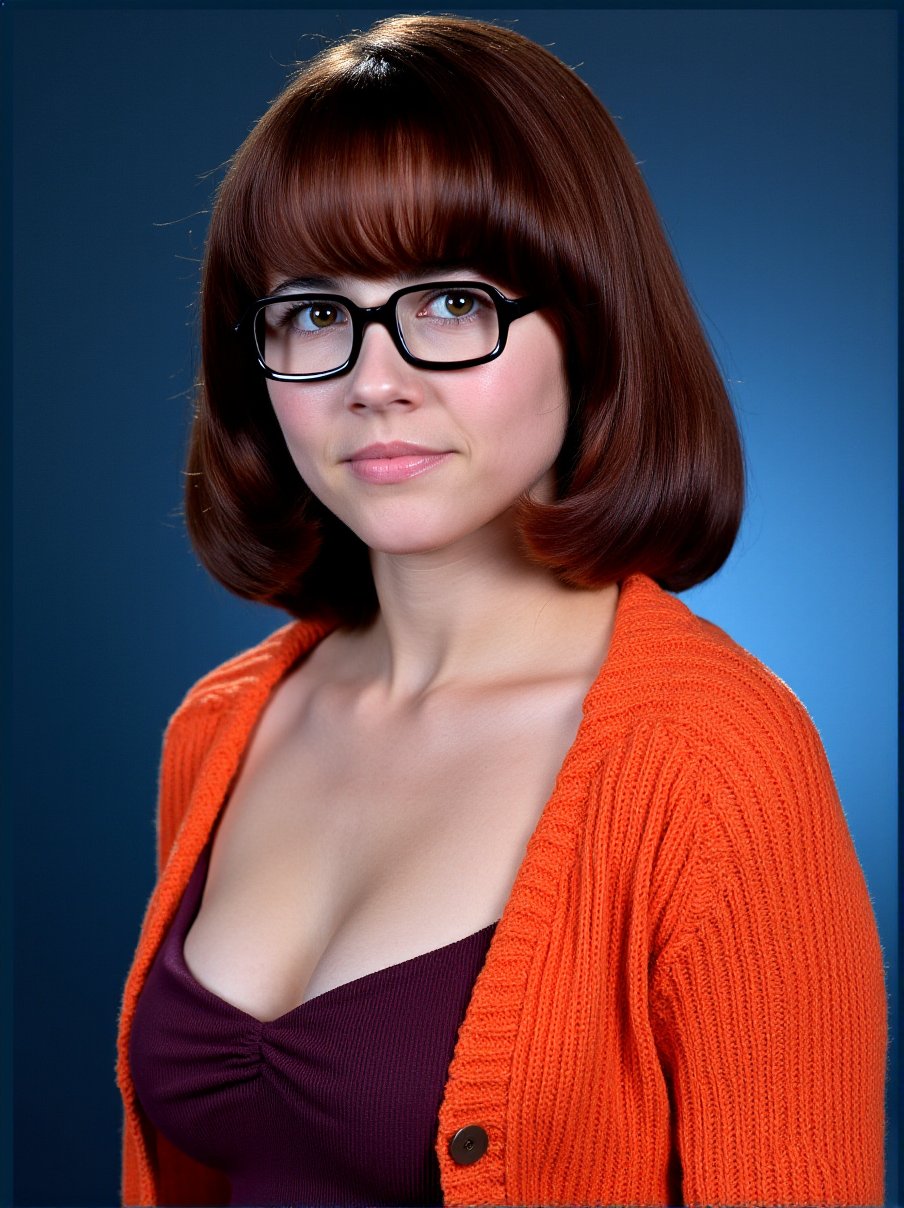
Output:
[650, 724, 887, 1206]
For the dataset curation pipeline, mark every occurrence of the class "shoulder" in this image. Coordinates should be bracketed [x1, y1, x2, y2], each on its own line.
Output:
[599, 576, 844, 882]
[614, 581, 872, 977]
[163, 614, 338, 739]
[609, 574, 824, 777]
[152, 614, 338, 868]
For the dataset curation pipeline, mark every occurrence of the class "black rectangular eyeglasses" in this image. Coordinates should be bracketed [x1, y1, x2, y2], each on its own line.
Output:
[233, 280, 542, 382]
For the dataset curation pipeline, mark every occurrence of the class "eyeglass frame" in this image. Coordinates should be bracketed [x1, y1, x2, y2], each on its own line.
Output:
[233, 280, 543, 382]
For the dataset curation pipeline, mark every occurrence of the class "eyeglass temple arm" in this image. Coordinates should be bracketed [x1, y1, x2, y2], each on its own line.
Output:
[503, 295, 542, 319]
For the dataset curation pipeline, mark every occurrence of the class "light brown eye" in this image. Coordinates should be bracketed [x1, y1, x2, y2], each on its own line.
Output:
[443, 292, 475, 317]
[310, 305, 339, 328]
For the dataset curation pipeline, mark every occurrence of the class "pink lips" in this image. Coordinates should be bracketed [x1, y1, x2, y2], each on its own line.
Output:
[346, 441, 452, 484]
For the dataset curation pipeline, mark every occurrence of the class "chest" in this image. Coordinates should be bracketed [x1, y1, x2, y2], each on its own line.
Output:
[181, 667, 590, 1023]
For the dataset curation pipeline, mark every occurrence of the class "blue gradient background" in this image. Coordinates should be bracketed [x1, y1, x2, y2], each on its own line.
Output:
[11, 9, 897, 1206]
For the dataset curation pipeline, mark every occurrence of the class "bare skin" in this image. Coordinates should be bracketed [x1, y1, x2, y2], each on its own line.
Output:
[182, 272, 620, 1023]
[182, 567, 619, 1023]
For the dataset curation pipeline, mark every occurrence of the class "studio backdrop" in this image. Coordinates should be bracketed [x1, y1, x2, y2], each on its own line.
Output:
[10, 8, 897, 1206]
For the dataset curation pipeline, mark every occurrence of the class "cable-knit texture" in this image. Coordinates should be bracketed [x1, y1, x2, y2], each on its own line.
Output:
[116, 574, 887, 1207]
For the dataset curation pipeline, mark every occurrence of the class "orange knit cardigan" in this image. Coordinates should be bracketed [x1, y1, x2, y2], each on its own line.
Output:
[116, 573, 887, 1207]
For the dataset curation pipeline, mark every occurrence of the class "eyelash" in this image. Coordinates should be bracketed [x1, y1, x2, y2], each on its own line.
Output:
[269, 287, 491, 333]
[417, 290, 484, 323]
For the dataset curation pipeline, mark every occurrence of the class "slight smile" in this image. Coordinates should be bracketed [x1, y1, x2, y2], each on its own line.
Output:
[345, 442, 453, 485]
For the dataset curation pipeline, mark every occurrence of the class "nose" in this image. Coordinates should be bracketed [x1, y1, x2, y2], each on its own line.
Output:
[343, 322, 424, 414]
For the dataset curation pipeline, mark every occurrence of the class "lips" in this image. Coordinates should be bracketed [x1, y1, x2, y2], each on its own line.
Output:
[344, 442, 453, 484]
[347, 441, 446, 460]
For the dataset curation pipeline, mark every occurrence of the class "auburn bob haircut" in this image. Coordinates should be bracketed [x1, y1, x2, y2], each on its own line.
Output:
[185, 14, 745, 628]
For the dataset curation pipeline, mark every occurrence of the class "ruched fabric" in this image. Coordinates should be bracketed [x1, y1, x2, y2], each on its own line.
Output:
[130, 838, 499, 1207]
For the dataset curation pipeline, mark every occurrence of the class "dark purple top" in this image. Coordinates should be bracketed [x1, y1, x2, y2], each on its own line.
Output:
[129, 838, 499, 1207]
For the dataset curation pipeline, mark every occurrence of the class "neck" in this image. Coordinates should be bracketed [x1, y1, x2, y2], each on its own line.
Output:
[353, 513, 619, 703]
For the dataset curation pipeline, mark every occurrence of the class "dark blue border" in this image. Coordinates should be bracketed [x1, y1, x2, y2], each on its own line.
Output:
[2, 4, 900, 1207]
[2, 6, 13, 1208]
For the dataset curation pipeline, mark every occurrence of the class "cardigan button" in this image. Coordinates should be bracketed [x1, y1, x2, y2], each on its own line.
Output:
[448, 1124, 489, 1165]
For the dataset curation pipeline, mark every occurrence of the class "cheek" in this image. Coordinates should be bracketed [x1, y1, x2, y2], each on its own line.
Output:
[480, 346, 570, 476]
[267, 386, 324, 476]
[497, 405, 566, 480]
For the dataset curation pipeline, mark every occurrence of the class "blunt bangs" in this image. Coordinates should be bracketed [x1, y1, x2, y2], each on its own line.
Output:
[218, 59, 570, 311]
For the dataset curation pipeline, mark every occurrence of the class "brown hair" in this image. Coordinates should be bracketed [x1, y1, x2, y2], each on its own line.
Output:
[185, 13, 745, 627]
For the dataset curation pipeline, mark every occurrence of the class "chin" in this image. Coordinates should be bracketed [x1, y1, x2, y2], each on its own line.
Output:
[325, 494, 524, 559]
[323, 497, 456, 553]
[360, 531, 460, 557]
[348, 512, 488, 557]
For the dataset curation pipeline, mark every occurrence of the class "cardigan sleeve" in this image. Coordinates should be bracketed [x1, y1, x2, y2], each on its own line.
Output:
[120, 696, 235, 1208]
[649, 715, 887, 1207]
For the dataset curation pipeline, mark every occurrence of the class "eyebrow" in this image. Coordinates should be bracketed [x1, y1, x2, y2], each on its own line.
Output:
[268, 264, 476, 296]
[270, 275, 337, 295]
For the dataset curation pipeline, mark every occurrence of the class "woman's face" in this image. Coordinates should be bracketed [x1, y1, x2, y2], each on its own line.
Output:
[265, 269, 569, 558]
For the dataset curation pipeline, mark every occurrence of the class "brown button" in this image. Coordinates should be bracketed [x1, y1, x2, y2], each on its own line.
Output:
[448, 1124, 489, 1165]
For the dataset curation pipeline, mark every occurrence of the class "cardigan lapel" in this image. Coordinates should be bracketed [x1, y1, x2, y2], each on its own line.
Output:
[116, 614, 336, 1204]
[434, 574, 654, 1204]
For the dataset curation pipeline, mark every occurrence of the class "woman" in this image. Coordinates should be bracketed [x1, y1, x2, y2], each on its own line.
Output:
[116, 14, 887, 1207]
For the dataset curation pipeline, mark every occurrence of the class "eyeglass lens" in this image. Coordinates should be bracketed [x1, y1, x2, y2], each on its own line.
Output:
[257, 286, 500, 376]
